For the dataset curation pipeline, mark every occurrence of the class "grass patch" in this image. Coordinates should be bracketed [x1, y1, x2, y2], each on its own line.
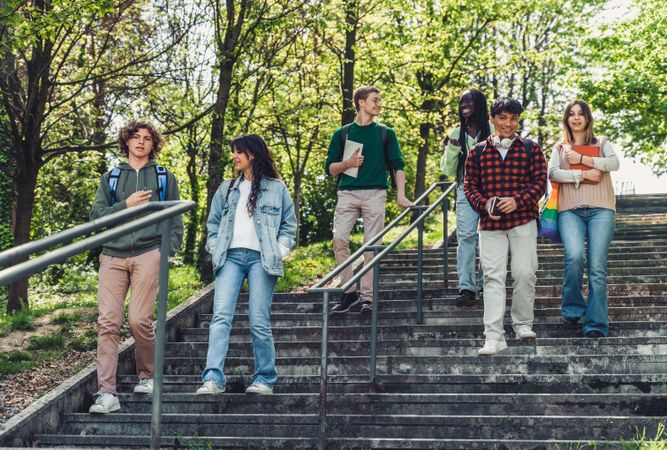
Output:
[167, 264, 205, 310]
[69, 328, 97, 352]
[27, 334, 66, 351]
[0, 350, 64, 376]
[0, 307, 36, 336]
[51, 311, 82, 325]
[276, 241, 337, 293]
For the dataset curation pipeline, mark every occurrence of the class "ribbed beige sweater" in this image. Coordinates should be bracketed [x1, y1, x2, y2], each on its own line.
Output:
[547, 138, 620, 212]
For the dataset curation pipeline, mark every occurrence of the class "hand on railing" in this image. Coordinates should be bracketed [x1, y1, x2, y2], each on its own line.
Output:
[397, 194, 414, 208]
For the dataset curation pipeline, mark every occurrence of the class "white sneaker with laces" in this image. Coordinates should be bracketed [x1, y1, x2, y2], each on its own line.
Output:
[478, 339, 508, 356]
[196, 380, 225, 395]
[89, 392, 121, 414]
[133, 378, 154, 394]
[515, 326, 537, 340]
[245, 383, 273, 395]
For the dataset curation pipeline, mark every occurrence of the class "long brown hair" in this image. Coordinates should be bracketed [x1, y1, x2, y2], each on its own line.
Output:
[228, 134, 280, 215]
[560, 100, 598, 145]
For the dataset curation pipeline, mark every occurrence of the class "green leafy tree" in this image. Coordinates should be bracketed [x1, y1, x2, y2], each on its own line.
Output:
[578, 0, 667, 174]
[0, 0, 196, 312]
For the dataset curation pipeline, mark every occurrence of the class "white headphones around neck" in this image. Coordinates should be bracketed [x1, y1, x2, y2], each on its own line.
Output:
[491, 135, 517, 148]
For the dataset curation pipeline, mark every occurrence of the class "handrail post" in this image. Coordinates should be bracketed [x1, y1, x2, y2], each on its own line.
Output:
[416, 217, 424, 324]
[443, 189, 450, 289]
[369, 246, 382, 390]
[150, 217, 172, 450]
[318, 291, 330, 450]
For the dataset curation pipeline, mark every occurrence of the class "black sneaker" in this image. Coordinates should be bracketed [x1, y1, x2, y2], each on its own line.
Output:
[359, 300, 372, 315]
[455, 289, 476, 307]
[585, 331, 604, 339]
[331, 291, 361, 314]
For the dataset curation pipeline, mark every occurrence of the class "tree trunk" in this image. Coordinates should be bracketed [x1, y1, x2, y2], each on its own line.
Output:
[414, 122, 430, 199]
[341, 0, 358, 126]
[292, 174, 301, 246]
[7, 166, 38, 312]
[184, 129, 200, 265]
[412, 122, 430, 222]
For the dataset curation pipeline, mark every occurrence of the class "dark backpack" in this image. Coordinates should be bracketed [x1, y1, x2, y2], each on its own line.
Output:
[339, 123, 396, 189]
[108, 165, 168, 205]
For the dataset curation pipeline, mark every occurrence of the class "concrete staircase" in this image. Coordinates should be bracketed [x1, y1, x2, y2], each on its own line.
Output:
[19, 195, 667, 447]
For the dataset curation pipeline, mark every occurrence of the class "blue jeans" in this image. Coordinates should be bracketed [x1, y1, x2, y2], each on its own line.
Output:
[456, 183, 482, 293]
[201, 248, 278, 388]
[558, 208, 615, 336]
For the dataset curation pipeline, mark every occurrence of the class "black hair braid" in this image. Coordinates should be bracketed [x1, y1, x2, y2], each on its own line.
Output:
[455, 89, 490, 182]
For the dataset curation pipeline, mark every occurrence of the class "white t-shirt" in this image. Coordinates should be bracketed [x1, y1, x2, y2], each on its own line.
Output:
[229, 180, 261, 251]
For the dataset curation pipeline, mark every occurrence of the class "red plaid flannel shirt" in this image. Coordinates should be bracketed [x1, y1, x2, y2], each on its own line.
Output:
[464, 136, 547, 230]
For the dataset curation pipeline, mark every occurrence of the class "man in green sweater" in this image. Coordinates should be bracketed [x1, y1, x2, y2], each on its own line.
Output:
[88, 119, 183, 413]
[325, 85, 413, 314]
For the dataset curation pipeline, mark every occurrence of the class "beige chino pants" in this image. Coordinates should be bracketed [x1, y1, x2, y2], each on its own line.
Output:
[96, 248, 160, 394]
[332, 189, 387, 300]
[479, 220, 538, 341]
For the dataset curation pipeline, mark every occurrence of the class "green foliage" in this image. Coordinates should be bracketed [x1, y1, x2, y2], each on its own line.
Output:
[27, 334, 66, 351]
[577, 0, 667, 175]
[167, 264, 206, 310]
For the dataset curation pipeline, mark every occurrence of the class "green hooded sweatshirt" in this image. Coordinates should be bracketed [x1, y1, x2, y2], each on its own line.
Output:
[89, 161, 183, 257]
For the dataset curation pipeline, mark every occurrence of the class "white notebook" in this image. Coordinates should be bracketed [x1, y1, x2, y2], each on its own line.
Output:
[342, 139, 363, 178]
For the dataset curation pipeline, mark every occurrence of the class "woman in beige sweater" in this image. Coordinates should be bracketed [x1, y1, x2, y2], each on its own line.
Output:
[547, 100, 620, 338]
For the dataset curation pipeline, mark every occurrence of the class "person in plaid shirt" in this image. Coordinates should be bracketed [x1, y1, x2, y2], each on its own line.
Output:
[464, 97, 547, 356]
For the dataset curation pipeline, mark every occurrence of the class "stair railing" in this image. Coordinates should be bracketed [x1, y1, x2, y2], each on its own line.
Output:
[0, 200, 195, 450]
[309, 181, 457, 450]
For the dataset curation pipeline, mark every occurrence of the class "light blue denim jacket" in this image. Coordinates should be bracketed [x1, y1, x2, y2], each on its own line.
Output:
[206, 176, 297, 276]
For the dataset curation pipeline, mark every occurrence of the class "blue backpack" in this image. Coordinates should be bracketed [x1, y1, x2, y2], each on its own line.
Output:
[108, 165, 168, 205]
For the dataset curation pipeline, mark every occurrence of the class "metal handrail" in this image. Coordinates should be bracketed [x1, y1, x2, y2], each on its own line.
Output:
[309, 181, 457, 450]
[0, 200, 195, 450]
[311, 182, 451, 290]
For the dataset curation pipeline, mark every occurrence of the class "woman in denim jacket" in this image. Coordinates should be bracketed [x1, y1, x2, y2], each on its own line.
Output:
[196, 134, 297, 395]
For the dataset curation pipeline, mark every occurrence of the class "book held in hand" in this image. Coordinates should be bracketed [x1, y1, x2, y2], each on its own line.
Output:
[572, 145, 601, 184]
[343, 139, 363, 178]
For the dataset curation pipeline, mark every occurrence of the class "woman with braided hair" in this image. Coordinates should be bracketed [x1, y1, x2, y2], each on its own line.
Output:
[440, 89, 492, 307]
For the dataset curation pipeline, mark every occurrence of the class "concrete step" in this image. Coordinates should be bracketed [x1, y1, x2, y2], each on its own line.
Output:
[118, 373, 667, 394]
[163, 336, 667, 358]
[113, 392, 667, 416]
[157, 354, 667, 377]
[179, 320, 667, 343]
[194, 306, 667, 329]
[221, 295, 667, 314]
[52, 412, 666, 441]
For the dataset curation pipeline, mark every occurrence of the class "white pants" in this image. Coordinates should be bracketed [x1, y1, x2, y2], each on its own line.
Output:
[479, 220, 538, 340]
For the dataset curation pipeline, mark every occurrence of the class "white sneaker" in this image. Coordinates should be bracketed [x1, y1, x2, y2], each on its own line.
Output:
[89, 392, 121, 414]
[478, 340, 508, 356]
[516, 326, 537, 340]
[133, 378, 154, 394]
[196, 380, 225, 395]
[245, 383, 273, 395]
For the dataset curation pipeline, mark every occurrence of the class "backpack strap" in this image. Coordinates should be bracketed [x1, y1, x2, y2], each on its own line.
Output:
[379, 124, 396, 190]
[108, 167, 122, 205]
[155, 165, 168, 201]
